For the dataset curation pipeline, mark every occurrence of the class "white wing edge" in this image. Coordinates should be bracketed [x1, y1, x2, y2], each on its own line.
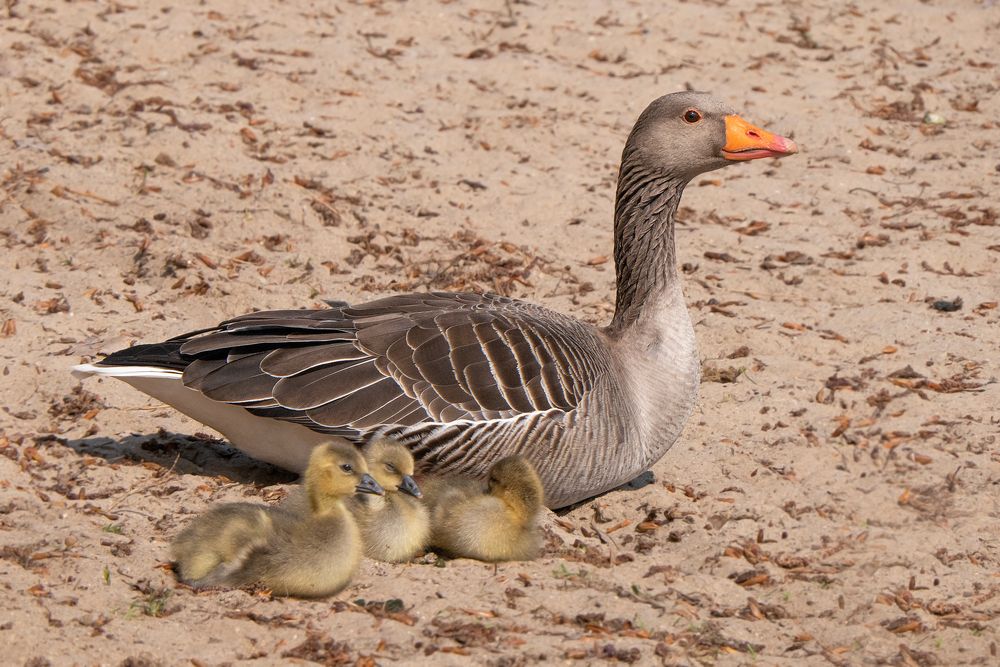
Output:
[71, 363, 184, 380]
[70, 366, 329, 471]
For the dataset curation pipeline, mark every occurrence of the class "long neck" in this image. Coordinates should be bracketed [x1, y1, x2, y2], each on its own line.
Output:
[608, 148, 686, 333]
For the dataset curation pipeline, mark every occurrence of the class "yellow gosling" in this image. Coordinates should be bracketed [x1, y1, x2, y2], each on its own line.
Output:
[427, 456, 544, 562]
[170, 442, 383, 597]
[351, 438, 430, 562]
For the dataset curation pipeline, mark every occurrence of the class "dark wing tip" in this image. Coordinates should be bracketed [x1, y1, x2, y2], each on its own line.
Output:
[97, 341, 188, 371]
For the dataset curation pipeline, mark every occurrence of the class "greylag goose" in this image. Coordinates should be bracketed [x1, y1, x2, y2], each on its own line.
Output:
[424, 456, 544, 562]
[348, 437, 430, 562]
[73, 91, 797, 508]
[171, 441, 383, 596]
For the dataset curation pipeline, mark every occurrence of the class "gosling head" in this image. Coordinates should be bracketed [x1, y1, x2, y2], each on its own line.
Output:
[363, 438, 422, 498]
[304, 442, 384, 513]
[486, 456, 544, 514]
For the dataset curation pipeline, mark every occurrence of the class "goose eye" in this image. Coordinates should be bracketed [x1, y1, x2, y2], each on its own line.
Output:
[683, 109, 701, 124]
[384, 463, 397, 474]
[340, 463, 353, 473]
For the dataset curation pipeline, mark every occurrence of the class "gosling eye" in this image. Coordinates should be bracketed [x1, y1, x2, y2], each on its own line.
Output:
[340, 463, 353, 473]
[683, 109, 702, 124]
[384, 463, 397, 474]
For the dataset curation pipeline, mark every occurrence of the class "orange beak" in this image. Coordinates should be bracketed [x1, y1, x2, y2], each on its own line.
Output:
[723, 115, 798, 161]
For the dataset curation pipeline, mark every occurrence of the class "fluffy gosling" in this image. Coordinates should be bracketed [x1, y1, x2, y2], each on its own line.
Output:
[427, 456, 544, 562]
[170, 441, 383, 597]
[351, 438, 430, 562]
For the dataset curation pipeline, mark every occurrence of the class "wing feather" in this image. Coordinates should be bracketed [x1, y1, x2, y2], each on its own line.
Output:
[356, 317, 415, 354]
[352, 393, 424, 427]
[390, 404, 433, 426]
[412, 336, 458, 385]
[439, 403, 469, 422]
[448, 342, 488, 376]
[404, 325, 438, 351]
[462, 361, 509, 411]
[432, 381, 475, 406]
[181, 331, 354, 355]
[384, 338, 422, 380]
[480, 333, 521, 389]
[260, 344, 367, 377]
[273, 359, 384, 410]
[184, 358, 227, 387]
[305, 377, 402, 425]
[190, 353, 277, 403]
[441, 321, 480, 349]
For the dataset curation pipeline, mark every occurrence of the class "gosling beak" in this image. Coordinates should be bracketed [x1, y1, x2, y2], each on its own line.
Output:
[398, 475, 422, 498]
[722, 115, 798, 161]
[355, 474, 385, 496]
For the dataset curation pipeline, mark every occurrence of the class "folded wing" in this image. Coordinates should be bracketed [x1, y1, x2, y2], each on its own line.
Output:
[131, 292, 611, 439]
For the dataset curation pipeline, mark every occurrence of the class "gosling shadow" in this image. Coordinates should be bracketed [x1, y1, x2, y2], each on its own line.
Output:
[63, 429, 298, 486]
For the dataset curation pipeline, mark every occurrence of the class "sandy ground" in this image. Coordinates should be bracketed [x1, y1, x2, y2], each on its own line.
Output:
[2, 0, 999, 664]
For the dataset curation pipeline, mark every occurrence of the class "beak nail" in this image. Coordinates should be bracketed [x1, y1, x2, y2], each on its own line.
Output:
[356, 473, 385, 496]
[398, 475, 423, 498]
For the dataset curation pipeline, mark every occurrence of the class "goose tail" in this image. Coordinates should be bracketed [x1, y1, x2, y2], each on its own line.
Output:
[71, 363, 184, 380]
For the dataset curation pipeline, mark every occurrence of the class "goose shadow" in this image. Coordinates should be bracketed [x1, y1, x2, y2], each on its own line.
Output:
[554, 470, 656, 515]
[63, 431, 655, 503]
[64, 430, 299, 487]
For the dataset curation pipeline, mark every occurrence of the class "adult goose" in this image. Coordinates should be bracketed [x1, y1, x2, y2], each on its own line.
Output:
[74, 92, 797, 508]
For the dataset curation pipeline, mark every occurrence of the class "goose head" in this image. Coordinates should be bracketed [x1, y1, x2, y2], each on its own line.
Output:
[304, 442, 384, 514]
[486, 456, 544, 516]
[624, 91, 797, 182]
[363, 438, 422, 498]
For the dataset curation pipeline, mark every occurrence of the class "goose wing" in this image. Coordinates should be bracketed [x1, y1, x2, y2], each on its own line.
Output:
[120, 292, 610, 439]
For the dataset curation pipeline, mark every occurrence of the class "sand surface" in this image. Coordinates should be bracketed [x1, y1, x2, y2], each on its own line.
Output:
[2, 0, 999, 664]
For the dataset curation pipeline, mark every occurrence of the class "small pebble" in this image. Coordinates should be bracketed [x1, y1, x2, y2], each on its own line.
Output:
[931, 297, 963, 312]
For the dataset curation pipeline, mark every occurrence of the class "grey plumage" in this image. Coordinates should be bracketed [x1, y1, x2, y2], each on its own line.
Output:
[78, 92, 797, 508]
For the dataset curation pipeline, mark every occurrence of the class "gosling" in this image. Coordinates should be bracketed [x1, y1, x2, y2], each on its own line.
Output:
[427, 456, 544, 562]
[170, 441, 383, 597]
[351, 437, 430, 562]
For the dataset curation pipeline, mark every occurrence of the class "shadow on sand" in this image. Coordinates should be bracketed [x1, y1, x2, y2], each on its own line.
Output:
[61, 430, 652, 506]
[63, 429, 299, 487]
[554, 470, 656, 515]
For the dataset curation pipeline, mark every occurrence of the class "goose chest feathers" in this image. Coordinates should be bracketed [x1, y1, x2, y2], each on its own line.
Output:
[74, 91, 797, 508]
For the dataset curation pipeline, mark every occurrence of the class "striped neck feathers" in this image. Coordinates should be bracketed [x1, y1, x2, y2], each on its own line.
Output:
[608, 147, 687, 333]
